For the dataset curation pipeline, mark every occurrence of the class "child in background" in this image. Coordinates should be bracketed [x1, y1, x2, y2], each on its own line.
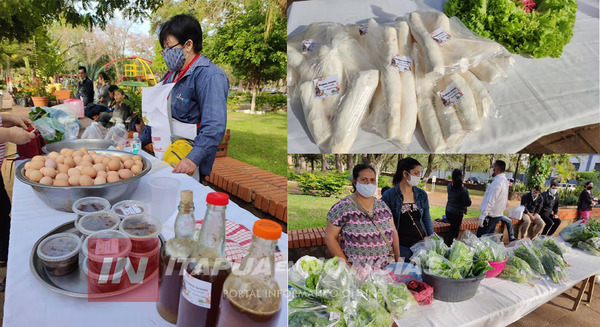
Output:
[98, 88, 131, 128]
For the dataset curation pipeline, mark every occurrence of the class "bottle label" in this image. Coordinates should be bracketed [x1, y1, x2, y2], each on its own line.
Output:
[182, 269, 212, 309]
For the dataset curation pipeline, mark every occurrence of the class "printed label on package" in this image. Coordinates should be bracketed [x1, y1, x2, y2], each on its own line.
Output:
[391, 55, 413, 72]
[359, 24, 368, 36]
[329, 311, 341, 321]
[301, 39, 318, 54]
[122, 206, 142, 216]
[437, 82, 464, 107]
[430, 28, 452, 45]
[95, 239, 120, 255]
[181, 269, 212, 308]
[314, 75, 340, 100]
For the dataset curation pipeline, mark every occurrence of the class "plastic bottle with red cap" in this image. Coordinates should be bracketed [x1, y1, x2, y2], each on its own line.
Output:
[177, 192, 231, 327]
[217, 219, 283, 327]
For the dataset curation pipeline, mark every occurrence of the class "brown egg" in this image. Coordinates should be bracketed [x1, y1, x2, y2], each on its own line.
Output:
[94, 176, 107, 185]
[32, 155, 45, 162]
[81, 166, 97, 179]
[56, 173, 69, 181]
[67, 167, 81, 177]
[57, 164, 70, 174]
[63, 156, 75, 168]
[82, 154, 93, 163]
[24, 162, 32, 170]
[68, 175, 80, 186]
[123, 159, 135, 169]
[60, 148, 70, 155]
[39, 176, 53, 185]
[45, 158, 58, 170]
[47, 152, 59, 159]
[73, 155, 82, 165]
[72, 151, 83, 158]
[118, 169, 133, 180]
[93, 163, 106, 172]
[102, 157, 111, 166]
[78, 175, 94, 186]
[94, 155, 105, 164]
[40, 167, 57, 178]
[121, 154, 132, 162]
[80, 160, 93, 167]
[55, 155, 66, 164]
[66, 149, 76, 157]
[89, 151, 97, 156]
[53, 179, 69, 186]
[107, 174, 120, 183]
[28, 170, 43, 183]
[96, 170, 108, 179]
[134, 160, 143, 168]
[78, 147, 88, 155]
[108, 160, 121, 171]
[132, 155, 142, 162]
[116, 145, 123, 150]
[30, 160, 45, 170]
[107, 171, 119, 178]
[131, 165, 143, 175]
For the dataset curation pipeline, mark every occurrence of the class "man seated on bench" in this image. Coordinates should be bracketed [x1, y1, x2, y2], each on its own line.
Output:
[98, 88, 131, 128]
[518, 186, 545, 239]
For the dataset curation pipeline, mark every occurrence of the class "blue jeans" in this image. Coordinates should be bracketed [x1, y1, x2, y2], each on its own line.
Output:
[476, 216, 501, 237]
[400, 246, 413, 262]
[500, 216, 515, 239]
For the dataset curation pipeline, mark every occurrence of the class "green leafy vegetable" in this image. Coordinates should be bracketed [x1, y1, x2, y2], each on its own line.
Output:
[301, 257, 324, 276]
[514, 245, 545, 275]
[384, 283, 418, 319]
[288, 309, 332, 327]
[587, 219, 600, 233]
[448, 240, 474, 278]
[306, 274, 320, 290]
[499, 256, 536, 285]
[576, 240, 600, 256]
[29, 106, 47, 121]
[540, 247, 567, 283]
[543, 238, 564, 258]
[470, 260, 494, 277]
[445, 0, 578, 58]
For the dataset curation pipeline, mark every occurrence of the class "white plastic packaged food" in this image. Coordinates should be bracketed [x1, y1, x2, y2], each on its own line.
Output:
[81, 121, 104, 139]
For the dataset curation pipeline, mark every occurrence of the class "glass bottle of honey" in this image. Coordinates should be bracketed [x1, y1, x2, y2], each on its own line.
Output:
[177, 192, 231, 327]
[157, 190, 198, 324]
[217, 219, 283, 327]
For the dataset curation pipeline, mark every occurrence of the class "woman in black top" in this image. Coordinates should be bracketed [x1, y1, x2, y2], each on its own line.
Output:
[577, 181, 596, 223]
[445, 169, 472, 245]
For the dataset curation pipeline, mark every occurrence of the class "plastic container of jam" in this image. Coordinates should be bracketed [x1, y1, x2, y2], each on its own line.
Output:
[82, 230, 132, 275]
[72, 197, 111, 218]
[111, 200, 149, 220]
[75, 212, 121, 238]
[119, 214, 162, 253]
[83, 257, 132, 293]
[129, 242, 160, 281]
[37, 232, 82, 276]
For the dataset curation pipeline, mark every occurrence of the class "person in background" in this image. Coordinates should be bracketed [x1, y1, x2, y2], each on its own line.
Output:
[325, 164, 400, 269]
[518, 186, 545, 239]
[85, 72, 112, 119]
[381, 186, 391, 198]
[477, 160, 509, 237]
[76, 66, 94, 108]
[578, 181, 597, 223]
[0, 113, 35, 292]
[98, 88, 131, 128]
[444, 169, 472, 245]
[499, 216, 517, 242]
[382, 157, 433, 261]
[540, 182, 561, 236]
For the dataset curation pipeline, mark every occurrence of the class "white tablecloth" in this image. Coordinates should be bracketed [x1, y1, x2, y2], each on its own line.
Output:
[4, 152, 288, 327]
[287, 0, 600, 153]
[397, 239, 600, 326]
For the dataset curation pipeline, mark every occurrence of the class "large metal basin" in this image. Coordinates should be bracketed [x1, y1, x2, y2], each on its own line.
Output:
[42, 139, 116, 154]
[16, 149, 152, 212]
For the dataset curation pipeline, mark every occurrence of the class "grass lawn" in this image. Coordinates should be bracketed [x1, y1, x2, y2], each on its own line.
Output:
[288, 194, 482, 230]
[226, 111, 286, 176]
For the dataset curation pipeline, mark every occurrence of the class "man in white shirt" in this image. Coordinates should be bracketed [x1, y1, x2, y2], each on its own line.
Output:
[477, 160, 510, 237]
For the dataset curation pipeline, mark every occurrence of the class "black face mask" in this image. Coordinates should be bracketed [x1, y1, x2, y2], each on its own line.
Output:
[588, 186, 594, 190]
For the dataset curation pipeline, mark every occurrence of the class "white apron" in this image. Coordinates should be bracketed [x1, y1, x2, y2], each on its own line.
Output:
[141, 81, 197, 160]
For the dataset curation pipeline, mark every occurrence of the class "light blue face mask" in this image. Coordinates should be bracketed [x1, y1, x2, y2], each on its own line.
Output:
[356, 182, 377, 197]
[162, 47, 186, 71]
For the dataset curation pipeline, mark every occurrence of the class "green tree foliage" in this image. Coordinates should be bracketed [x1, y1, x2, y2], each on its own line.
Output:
[526, 154, 552, 189]
[0, 0, 162, 42]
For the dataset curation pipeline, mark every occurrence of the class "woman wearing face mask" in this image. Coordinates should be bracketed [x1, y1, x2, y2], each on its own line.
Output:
[382, 158, 433, 261]
[325, 164, 400, 269]
[139, 14, 228, 181]
[578, 181, 597, 223]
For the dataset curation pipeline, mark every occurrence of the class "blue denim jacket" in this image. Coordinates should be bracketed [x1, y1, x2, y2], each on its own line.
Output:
[382, 185, 434, 236]
[140, 55, 229, 177]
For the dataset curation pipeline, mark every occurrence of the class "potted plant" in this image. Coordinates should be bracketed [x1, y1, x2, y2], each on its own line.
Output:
[31, 78, 49, 107]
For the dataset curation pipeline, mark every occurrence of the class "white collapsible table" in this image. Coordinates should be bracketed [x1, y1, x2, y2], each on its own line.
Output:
[287, 0, 600, 153]
[4, 152, 288, 327]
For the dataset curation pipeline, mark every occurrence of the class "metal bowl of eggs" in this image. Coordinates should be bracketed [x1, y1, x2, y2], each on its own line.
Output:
[15, 149, 152, 212]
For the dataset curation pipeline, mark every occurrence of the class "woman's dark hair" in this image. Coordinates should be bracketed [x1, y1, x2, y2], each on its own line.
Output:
[113, 88, 125, 95]
[159, 14, 203, 53]
[352, 164, 376, 192]
[451, 169, 463, 189]
[392, 157, 422, 186]
[108, 85, 119, 93]
[585, 181, 593, 188]
[97, 72, 109, 82]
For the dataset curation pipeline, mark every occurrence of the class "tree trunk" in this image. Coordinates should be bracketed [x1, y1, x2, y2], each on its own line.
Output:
[362, 154, 392, 178]
[514, 153, 522, 185]
[423, 154, 436, 180]
[321, 154, 328, 172]
[294, 154, 301, 174]
[310, 158, 315, 172]
[238, 80, 244, 91]
[335, 154, 343, 171]
[250, 85, 257, 113]
[489, 155, 494, 168]
[346, 154, 354, 172]
[462, 154, 468, 177]
[300, 156, 307, 171]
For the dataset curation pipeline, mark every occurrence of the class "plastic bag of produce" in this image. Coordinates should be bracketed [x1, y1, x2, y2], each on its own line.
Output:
[469, 260, 494, 277]
[447, 239, 474, 278]
[559, 221, 598, 244]
[532, 236, 570, 261]
[81, 122, 104, 139]
[382, 282, 418, 319]
[289, 256, 324, 285]
[513, 239, 545, 276]
[316, 257, 357, 310]
[396, 274, 434, 305]
[540, 247, 567, 283]
[342, 290, 393, 327]
[575, 238, 600, 256]
[498, 254, 535, 286]
[288, 305, 345, 327]
[587, 218, 600, 233]
[358, 270, 389, 309]
[105, 123, 128, 147]
[423, 252, 462, 279]
[479, 234, 507, 262]
[423, 233, 449, 257]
